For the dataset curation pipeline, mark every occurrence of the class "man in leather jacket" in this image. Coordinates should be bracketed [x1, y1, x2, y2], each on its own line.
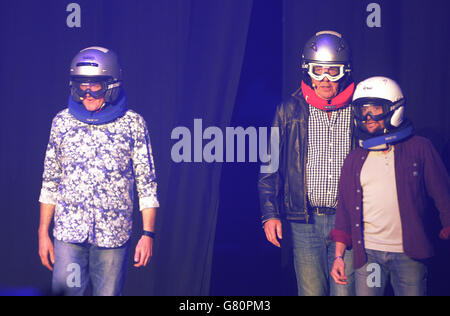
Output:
[258, 31, 356, 296]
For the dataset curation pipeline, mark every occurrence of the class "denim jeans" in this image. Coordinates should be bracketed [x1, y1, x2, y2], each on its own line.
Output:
[355, 249, 427, 296]
[290, 214, 355, 296]
[52, 239, 129, 296]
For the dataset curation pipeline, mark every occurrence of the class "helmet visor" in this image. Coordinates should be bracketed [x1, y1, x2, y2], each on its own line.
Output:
[307, 63, 345, 82]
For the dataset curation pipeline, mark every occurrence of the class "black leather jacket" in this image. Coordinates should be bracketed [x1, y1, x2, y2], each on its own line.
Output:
[258, 88, 356, 224]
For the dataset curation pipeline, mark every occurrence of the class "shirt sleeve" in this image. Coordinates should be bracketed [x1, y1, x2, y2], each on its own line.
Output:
[258, 103, 286, 224]
[421, 138, 450, 227]
[330, 155, 353, 248]
[132, 115, 160, 211]
[39, 116, 63, 205]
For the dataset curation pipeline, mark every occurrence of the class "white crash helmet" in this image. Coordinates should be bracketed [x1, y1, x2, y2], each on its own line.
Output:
[352, 76, 405, 133]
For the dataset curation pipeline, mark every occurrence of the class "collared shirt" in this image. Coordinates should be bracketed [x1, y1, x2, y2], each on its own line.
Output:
[39, 109, 160, 248]
[306, 105, 352, 208]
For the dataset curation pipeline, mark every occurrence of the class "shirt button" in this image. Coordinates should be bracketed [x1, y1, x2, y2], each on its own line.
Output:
[356, 189, 361, 193]
[357, 240, 362, 244]
[356, 206, 360, 210]
[356, 224, 360, 227]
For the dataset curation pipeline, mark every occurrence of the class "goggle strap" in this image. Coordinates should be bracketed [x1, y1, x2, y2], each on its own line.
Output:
[107, 82, 122, 89]
[390, 98, 405, 111]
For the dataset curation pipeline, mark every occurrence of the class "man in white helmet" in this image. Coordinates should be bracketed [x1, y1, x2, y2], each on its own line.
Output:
[259, 31, 356, 296]
[38, 47, 160, 295]
[330, 76, 450, 296]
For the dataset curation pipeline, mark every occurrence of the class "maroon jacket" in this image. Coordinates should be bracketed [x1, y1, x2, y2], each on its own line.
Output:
[330, 135, 450, 269]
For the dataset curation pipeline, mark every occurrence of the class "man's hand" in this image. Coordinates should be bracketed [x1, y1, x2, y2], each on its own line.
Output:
[439, 227, 450, 240]
[134, 236, 153, 268]
[38, 233, 55, 271]
[263, 219, 282, 248]
[38, 203, 55, 271]
[331, 257, 348, 285]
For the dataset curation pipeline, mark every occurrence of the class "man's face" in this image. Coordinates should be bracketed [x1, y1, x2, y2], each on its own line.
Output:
[362, 105, 385, 134]
[79, 82, 105, 111]
[311, 76, 339, 100]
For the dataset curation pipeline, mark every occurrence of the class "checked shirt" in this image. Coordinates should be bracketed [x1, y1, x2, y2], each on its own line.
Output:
[306, 105, 352, 208]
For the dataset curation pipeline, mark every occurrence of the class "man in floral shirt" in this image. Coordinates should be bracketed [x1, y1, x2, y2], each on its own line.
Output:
[38, 47, 160, 296]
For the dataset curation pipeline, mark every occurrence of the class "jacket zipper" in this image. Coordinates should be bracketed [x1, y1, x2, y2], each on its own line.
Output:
[304, 108, 310, 224]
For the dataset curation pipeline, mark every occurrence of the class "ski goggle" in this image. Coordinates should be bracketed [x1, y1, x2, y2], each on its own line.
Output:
[71, 79, 121, 99]
[306, 63, 346, 82]
[353, 98, 404, 122]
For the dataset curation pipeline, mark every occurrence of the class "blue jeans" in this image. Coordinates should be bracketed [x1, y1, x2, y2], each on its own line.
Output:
[355, 249, 427, 296]
[290, 214, 355, 296]
[52, 239, 129, 296]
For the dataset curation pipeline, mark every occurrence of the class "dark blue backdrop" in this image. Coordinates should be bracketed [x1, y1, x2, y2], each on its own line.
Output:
[214, 0, 450, 296]
[0, 0, 449, 296]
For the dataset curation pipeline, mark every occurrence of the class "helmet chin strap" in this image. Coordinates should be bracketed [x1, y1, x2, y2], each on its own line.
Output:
[360, 125, 414, 150]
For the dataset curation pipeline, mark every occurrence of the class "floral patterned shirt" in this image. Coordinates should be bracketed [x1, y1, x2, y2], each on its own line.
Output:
[39, 109, 159, 247]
